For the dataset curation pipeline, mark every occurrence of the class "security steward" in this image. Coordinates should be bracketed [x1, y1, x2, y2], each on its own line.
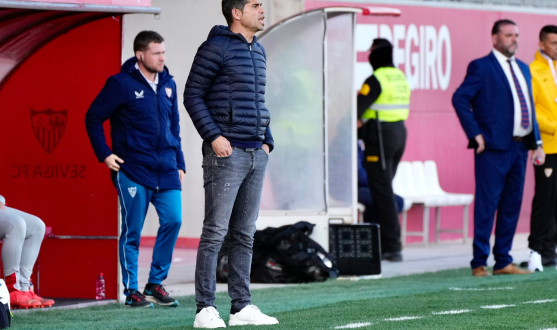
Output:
[357, 38, 411, 262]
[523, 25, 557, 271]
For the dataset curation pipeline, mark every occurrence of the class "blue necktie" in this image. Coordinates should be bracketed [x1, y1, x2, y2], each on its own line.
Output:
[507, 59, 530, 129]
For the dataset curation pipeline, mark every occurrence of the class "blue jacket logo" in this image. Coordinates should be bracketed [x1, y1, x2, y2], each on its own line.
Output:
[135, 90, 144, 99]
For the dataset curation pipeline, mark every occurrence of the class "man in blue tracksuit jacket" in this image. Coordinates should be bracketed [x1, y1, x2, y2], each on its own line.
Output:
[85, 31, 185, 308]
[183, 0, 278, 328]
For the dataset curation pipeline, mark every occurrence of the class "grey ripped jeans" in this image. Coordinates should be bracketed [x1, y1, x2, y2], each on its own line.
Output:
[195, 142, 268, 311]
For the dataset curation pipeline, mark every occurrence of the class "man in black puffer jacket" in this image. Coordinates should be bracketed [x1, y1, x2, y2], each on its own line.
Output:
[184, 0, 277, 328]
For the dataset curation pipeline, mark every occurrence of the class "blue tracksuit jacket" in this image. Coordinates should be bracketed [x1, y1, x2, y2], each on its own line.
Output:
[85, 57, 185, 191]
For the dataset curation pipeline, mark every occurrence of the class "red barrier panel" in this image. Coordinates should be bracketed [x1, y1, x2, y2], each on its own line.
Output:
[306, 1, 557, 241]
[0, 15, 121, 299]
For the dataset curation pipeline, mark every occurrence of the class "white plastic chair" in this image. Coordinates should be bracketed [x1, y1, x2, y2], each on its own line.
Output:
[424, 161, 473, 244]
[393, 160, 474, 246]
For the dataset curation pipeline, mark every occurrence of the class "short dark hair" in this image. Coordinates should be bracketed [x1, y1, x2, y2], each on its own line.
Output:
[133, 31, 164, 53]
[540, 25, 557, 42]
[222, 0, 248, 27]
[492, 19, 517, 35]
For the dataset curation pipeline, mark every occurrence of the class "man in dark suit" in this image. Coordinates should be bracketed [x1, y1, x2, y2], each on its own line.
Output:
[453, 19, 546, 277]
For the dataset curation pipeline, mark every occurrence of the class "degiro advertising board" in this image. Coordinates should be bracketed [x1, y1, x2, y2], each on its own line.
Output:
[306, 1, 557, 239]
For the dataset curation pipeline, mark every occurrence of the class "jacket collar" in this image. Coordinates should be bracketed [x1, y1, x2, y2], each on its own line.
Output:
[121, 57, 173, 90]
[488, 51, 513, 96]
[536, 50, 557, 87]
[207, 25, 258, 45]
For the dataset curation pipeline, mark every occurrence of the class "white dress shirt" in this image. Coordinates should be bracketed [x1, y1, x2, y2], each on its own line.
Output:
[135, 63, 158, 93]
[492, 49, 533, 137]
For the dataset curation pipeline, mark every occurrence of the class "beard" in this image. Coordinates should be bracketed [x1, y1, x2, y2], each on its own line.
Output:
[140, 57, 163, 73]
[500, 43, 518, 57]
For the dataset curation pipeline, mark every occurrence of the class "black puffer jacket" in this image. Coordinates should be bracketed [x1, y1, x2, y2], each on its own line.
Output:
[184, 25, 274, 151]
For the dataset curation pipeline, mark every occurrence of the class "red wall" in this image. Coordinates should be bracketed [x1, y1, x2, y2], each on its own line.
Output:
[307, 1, 557, 242]
[0, 16, 121, 299]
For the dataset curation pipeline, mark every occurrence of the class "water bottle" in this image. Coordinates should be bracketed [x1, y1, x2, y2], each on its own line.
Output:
[95, 273, 105, 300]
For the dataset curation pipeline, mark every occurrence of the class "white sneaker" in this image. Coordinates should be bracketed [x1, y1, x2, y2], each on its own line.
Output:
[194, 306, 226, 329]
[528, 250, 544, 272]
[229, 305, 279, 326]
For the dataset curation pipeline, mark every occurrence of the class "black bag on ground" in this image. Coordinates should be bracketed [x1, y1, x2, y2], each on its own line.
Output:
[216, 221, 339, 283]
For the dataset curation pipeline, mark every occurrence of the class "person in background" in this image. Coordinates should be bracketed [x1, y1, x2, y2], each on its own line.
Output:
[0, 195, 54, 309]
[453, 19, 545, 277]
[357, 38, 411, 262]
[522, 25, 557, 272]
[85, 31, 185, 308]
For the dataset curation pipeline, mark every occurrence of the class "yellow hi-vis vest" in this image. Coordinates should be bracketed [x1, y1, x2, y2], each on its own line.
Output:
[362, 67, 411, 122]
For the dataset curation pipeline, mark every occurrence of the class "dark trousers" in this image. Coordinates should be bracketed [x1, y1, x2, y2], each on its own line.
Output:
[529, 153, 557, 262]
[472, 141, 527, 270]
[360, 120, 406, 253]
[358, 187, 404, 224]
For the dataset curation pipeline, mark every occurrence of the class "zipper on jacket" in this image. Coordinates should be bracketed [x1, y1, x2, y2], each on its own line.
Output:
[156, 86, 162, 191]
[228, 103, 233, 133]
[248, 43, 261, 140]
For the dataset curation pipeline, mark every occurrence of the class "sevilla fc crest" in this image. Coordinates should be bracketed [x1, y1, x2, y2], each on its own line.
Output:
[30, 109, 67, 154]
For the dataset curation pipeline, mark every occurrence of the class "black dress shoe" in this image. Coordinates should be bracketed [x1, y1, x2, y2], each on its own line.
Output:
[382, 251, 403, 262]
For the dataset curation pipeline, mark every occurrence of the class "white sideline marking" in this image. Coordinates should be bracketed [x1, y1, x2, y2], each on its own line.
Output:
[334, 322, 373, 329]
[481, 304, 515, 309]
[384, 316, 424, 321]
[538, 328, 557, 330]
[432, 310, 471, 315]
[524, 299, 557, 304]
[449, 287, 514, 291]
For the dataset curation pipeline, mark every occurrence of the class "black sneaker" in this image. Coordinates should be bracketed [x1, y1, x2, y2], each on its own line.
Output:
[143, 283, 178, 307]
[382, 251, 403, 262]
[125, 290, 154, 308]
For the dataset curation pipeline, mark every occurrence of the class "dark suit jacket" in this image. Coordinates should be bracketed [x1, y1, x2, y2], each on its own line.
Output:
[452, 52, 541, 151]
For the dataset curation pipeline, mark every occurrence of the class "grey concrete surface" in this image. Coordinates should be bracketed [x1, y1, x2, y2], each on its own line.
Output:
[138, 233, 533, 298]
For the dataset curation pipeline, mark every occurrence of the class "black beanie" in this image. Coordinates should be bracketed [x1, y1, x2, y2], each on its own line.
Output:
[368, 38, 394, 71]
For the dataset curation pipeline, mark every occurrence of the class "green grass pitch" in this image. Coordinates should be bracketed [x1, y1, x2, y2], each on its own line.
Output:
[13, 267, 557, 329]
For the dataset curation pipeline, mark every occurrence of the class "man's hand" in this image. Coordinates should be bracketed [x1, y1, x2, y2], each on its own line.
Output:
[475, 134, 485, 154]
[212, 136, 232, 157]
[262, 144, 270, 155]
[179, 170, 185, 184]
[0, 202, 5, 211]
[532, 147, 546, 166]
[357, 119, 363, 129]
[104, 154, 124, 171]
